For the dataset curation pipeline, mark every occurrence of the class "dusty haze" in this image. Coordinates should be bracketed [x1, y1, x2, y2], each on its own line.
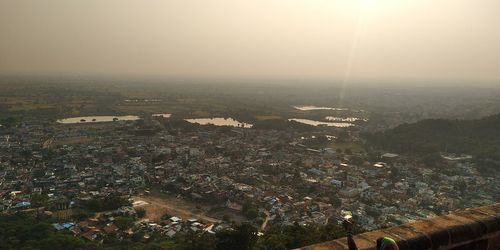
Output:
[1, 0, 499, 84]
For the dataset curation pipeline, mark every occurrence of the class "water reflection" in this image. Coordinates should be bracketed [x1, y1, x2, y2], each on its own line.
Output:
[185, 118, 253, 128]
[325, 116, 367, 122]
[289, 118, 354, 127]
[152, 114, 172, 118]
[57, 116, 140, 124]
[293, 105, 348, 111]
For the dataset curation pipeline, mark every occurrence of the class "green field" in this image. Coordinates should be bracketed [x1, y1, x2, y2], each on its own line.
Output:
[328, 142, 365, 153]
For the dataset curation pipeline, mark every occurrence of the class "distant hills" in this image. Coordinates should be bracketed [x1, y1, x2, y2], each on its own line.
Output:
[365, 114, 500, 161]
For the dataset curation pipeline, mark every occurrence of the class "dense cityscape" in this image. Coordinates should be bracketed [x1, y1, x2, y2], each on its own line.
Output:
[2, 0, 500, 248]
[1, 111, 498, 248]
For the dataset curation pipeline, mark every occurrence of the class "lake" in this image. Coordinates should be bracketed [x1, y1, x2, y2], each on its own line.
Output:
[57, 115, 140, 124]
[293, 105, 348, 111]
[289, 118, 354, 128]
[325, 116, 367, 122]
[185, 118, 253, 128]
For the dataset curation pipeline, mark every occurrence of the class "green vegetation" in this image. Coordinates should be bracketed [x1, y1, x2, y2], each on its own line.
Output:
[0, 214, 92, 250]
[365, 114, 500, 172]
[254, 115, 281, 121]
[328, 142, 363, 153]
[0, 214, 358, 250]
[80, 195, 131, 212]
[136, 208, 147, 218]
[242, 201, 259, 220]
[366, 114, 500, 156]
[216, 223, 257, 250]
[115, 216, 135, 230]
[252, 119, 316, 131]
[257, 222, 364, 250]
[30, 193, 49, 207]
[71, 208, 94, 221]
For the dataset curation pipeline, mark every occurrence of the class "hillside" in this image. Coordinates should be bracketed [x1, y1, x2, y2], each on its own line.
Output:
[365, 114, 500, 160]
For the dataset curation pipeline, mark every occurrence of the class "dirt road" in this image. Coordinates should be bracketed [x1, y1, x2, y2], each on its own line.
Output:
[260, 210, 270, 231]
[131, 192, 220, 224]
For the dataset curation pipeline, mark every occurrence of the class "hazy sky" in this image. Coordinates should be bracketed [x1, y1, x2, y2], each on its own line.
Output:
[1, 0, 499, 83]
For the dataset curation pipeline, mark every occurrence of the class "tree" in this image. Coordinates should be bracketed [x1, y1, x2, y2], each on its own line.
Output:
[330, 196, 342, 208]
[245, 208, 259, 220]
[222, 214, 232, 222]
[365, 206, 382, 218]
[316, 135, 329, 145]
[161, 213, 173, 220]
[422, 153, 442, 167]
[19, 149, 32, 159]
[71, 209, 93, 221]
[1, 117, 16, 128]
[37, 234, 86, 250]
[115, 216, 135, 230]
[216, 223, 257, 250]
[0, 214, 92, 249]
[389, 166, 400, 180]
[136, 208, 146, 218]
[81, 195, 131, 212]
[456, 179, 467, 194]
[337, 130, 349, 143]
[30, 193, 48, 207]
[242, 201, 259, 220]
[178, 231, 217, 250]
[256, 222, 365, 249]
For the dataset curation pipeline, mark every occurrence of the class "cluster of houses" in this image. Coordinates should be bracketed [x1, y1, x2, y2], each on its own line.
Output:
[1, 118, 498, 242]
[50, 205, 224, 242]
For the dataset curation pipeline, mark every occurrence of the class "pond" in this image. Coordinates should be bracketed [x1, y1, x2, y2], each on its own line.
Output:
[185, 118, 253, 128]
[289, 118, 354, 128]
[293, 105, 348, 111]
[325, 116, 367, 122]
[57, 115, 140, 124]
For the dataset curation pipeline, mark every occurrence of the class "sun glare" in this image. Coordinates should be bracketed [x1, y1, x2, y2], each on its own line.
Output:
[360, 0, 377, 8]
